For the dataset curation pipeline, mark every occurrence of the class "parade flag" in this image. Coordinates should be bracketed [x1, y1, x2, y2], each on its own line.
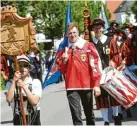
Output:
[65, 0, 72, 35]
[99, 4, 109, 31]
[42, 0, 72, 89]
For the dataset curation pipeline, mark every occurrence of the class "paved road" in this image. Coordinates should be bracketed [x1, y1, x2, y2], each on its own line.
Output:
[1, 81, 137, 125]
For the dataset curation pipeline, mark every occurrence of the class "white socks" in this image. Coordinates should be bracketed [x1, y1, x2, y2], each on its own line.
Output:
[100, 106, 119, 122]
[100, 108, 109, 122]
[118, 105, 122, 114]
[112, 106, 119, 116]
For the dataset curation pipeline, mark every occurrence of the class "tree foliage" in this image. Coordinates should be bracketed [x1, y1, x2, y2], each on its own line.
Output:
[125, 9, 130, 24]
[1, 0, 30, 17]
[38, 43, 45, 51]
[30, 1, 66, 41]
[131, 1, 137, 20]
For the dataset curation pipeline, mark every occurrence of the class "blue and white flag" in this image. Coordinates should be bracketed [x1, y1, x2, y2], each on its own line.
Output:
[42, 0, 72, 89]
[99, 4, 109, 31]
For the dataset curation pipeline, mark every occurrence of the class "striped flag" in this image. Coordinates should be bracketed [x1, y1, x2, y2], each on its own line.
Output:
[42, 0, 72, 89]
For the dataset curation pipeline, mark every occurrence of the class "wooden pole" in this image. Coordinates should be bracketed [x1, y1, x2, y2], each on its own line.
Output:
[14, 56, 27, 125]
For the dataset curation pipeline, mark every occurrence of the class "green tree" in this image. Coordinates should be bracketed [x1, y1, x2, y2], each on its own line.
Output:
[131, 1, 137, 20]
[125, 9, 130, 24]
[88, 1, 101, 20]
[1, 0, 31, 17]
[30, 1, 66, 43]
[71, 1, 85, 33]
[0, 75, 5, 90]
[38, 43, 45, 51]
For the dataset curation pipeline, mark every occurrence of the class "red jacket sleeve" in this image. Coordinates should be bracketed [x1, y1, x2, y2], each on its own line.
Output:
[121, 39, 134, 65]
[55, 50, 68, 74]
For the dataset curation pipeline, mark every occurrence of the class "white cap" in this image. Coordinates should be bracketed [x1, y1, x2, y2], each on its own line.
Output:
[17, 55, 31, 66]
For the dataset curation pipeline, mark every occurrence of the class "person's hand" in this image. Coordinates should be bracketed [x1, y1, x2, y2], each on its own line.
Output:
[109, 60, 115, 68]
[17, 79, 27, 89]
[93, 87, 101, 97]
[122, 59, 126, 64]
[117, 60, 126, 71]
[1, 71, 8, 80]
[13, 71, 21, 82]
[62, 47, 68, 63]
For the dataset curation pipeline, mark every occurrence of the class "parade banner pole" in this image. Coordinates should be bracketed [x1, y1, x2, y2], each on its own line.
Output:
[1, 4, 37, 125]
[83, 0, 91, 41]
[13, 55, 27, 125]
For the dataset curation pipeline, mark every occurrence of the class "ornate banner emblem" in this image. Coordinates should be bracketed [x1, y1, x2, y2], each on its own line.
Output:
[81, 54, 87, 61]
[105, 45, 110, 55]
[0, 5, 37, 55]
[83, 8, 91, 41]
[106, 48, 110, 55]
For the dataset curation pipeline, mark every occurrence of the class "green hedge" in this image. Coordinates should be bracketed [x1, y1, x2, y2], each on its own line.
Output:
[0, 75, 6, 90]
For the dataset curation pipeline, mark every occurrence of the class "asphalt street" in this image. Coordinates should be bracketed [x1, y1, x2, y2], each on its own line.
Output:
[0, 81, 137, 125]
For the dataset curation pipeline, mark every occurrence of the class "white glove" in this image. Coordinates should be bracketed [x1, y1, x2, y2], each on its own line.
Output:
[62, 47, 68, 62]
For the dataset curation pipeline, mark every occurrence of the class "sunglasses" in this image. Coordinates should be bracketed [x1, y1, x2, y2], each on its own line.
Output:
[19, 63, 30, 68]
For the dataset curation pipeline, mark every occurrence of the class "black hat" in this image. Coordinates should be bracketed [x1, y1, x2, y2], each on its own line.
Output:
[115, 29, 127, 40]
[132, 25, 137, 30]
[105, 27, 116, 36]
[105, 28, 127, 40]
[121, 23, 133, 30]
[130, 25, 137, 32]
[90, 18, 105, 29]
[110, 21, 119, 29]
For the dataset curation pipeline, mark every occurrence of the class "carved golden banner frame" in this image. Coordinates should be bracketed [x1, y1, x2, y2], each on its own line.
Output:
[1, 5, 37, 55]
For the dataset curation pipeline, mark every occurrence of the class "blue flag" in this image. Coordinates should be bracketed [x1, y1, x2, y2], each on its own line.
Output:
[42, 0, 72, 89]
[100, 4, 109, 31]
[65, 0, 72, 34]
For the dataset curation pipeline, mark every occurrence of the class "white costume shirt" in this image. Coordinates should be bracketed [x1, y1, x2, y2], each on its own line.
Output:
[5, 76, 42, 114]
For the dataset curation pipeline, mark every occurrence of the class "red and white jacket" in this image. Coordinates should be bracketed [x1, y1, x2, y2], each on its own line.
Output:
[55, 37, 102, 90]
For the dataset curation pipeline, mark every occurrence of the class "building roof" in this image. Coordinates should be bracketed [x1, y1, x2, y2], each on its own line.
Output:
[114, 1, 134, 13]
[106, 0, 123, 20]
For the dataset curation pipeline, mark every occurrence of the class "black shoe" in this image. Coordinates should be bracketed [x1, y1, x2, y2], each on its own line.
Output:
[126, 109, 132, 118]
[112, 115, 114, 120]
[104, 122, 109, 125]
[121, 106, 125, 110]
[113, 116, 122, 125]
[133, 104, 136, 107]
[118, 113, 123, 120]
